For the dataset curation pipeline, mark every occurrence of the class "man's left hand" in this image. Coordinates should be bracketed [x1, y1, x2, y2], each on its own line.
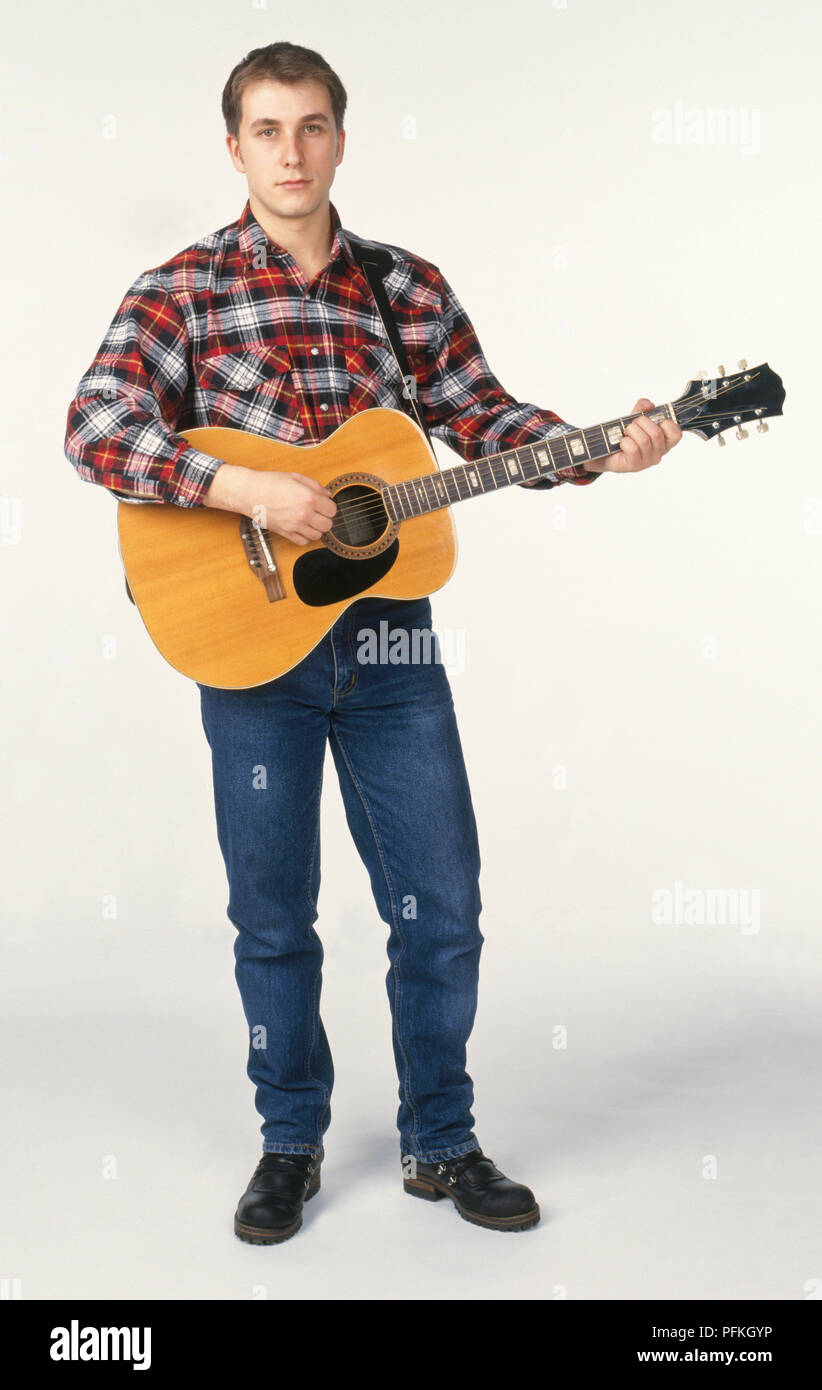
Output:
[585, 398, 683, 473]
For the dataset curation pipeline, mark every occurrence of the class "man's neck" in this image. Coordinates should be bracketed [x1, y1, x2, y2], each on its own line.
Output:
[249, 192, 334, 281]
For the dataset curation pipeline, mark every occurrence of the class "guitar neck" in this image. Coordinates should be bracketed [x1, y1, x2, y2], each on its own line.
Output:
[383, 402, 679, 520]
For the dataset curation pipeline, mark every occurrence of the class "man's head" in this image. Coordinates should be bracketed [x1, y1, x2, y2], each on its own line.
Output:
[222, 43, 347, 225]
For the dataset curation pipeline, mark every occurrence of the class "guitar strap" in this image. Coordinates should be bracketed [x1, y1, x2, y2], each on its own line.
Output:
[346, 235, 434, 448]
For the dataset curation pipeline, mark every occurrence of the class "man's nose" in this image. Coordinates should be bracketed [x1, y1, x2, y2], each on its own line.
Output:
[281, 137, 303, 164]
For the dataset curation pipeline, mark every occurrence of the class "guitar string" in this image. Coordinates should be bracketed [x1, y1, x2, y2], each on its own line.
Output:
[247, 372, 767, 533]
[257, 373, 768, 534]
[322, 397, 767, 534]
[316, 376, 769, 530]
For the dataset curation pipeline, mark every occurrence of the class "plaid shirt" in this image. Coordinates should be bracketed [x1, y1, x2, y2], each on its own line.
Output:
[63, 199, 601, 507]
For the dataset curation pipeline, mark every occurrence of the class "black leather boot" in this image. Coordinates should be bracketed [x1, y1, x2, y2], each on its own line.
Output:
[234, 1148, 323, 1244]
[403, 1147, 540, 1231]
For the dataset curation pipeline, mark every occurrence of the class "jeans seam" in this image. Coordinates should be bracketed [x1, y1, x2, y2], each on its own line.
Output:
[341, 606, 359, 695]
[329, 725, 419, 1147]
[330, 612, 357, 702]
[303, 781, 329, 1143]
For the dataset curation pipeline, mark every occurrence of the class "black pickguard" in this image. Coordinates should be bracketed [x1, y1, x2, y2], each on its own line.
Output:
[292, 541, 400, 606]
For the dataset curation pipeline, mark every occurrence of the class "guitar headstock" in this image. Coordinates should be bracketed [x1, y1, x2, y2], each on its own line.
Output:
[673, 361, 785, 444]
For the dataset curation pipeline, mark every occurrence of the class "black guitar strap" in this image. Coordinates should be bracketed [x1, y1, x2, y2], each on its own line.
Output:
[346, 235, 434, 447]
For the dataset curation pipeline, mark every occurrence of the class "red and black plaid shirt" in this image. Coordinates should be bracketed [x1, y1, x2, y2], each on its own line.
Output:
[63, 199, 601, 507]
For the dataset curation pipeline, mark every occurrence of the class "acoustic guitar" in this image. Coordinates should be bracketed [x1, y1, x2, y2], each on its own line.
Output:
[117, 361, 785, 688]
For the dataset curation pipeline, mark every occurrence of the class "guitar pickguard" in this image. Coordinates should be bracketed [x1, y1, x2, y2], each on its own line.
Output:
[292, 540, 401, 606]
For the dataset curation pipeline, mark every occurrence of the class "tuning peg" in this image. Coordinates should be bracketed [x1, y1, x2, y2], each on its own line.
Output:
[735, 425, 749, 440]
[717, 434, 726, 447]
[756, 419, 769, 433]
[717, 364, 726, 377]
[737, 358, 748, 370]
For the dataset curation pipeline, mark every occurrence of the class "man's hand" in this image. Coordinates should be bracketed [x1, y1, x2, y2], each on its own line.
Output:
[204, 464, 337, 545]
[585, 397, 683, 473]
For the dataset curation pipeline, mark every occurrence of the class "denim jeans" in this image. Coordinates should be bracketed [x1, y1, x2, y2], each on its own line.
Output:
[197, 593, 484, 1163]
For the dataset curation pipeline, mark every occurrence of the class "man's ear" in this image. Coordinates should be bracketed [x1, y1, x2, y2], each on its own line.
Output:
[226, 133, 244, 172]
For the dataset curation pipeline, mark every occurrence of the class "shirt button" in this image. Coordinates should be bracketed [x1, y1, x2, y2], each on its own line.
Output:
[311, 347, 319, 356]
[320, 403, 329, 411]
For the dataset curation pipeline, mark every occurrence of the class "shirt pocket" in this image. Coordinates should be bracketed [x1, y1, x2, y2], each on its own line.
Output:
[194, 344, 303, 440]
[344, 333, 409, 415]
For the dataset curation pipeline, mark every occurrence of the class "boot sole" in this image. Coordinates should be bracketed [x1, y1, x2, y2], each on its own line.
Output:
[234, 1172, 321, 1244]
[403, 1176, 540, 1231]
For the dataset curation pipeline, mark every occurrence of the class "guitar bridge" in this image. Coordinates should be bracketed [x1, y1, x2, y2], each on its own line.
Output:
[239, 517, 285, 603]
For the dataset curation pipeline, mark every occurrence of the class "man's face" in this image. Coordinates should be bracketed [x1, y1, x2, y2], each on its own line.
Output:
[226, 77, 344, 221]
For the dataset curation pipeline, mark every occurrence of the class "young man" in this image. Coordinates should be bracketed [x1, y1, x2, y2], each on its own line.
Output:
[64, 42, 682, 1245]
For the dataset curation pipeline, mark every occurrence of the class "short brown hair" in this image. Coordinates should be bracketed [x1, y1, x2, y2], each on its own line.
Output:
[221, 42, 347, 140]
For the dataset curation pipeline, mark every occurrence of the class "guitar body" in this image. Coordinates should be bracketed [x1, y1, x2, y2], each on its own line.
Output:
[117, 407, 457, 688]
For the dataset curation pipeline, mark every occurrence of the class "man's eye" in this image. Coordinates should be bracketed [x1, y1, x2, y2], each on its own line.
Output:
[259, 125, 321, 136]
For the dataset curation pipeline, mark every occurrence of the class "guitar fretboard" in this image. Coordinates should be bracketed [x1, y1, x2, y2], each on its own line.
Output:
[383, 403, 678, 520]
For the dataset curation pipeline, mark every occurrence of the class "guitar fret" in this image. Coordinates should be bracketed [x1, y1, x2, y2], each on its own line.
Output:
[482, 458, 498, 490]
[558, 434, 574, 467]
[533, 443, 553, 478]
[388, 397, 684, 515]
[547, 439, 565, 473]
[383, 487, 399, 522]
[519, 446, 540, 483]
[603, 419, 623, 450]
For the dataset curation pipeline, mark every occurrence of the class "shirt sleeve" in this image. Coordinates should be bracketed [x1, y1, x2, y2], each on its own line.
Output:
[418, 270, 603, 491]
[63, 275, 224, 507]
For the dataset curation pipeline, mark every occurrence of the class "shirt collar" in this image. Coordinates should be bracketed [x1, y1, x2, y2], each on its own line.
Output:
[236, 198, 357, 272]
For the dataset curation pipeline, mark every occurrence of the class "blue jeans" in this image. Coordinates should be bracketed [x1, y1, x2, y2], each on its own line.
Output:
[197, 593, 484, 1163]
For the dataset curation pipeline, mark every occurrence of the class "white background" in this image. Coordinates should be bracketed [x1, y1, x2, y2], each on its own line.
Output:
[1, 0, 819, 1300]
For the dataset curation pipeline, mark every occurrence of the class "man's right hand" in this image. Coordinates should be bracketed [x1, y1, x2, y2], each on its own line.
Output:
[203, 463, 337, 546]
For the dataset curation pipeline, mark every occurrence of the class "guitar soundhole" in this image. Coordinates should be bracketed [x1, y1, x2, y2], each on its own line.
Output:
[330, 484, 389, 548]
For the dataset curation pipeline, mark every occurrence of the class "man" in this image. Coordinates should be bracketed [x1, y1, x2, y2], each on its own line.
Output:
[64, 42, 682, 1244]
